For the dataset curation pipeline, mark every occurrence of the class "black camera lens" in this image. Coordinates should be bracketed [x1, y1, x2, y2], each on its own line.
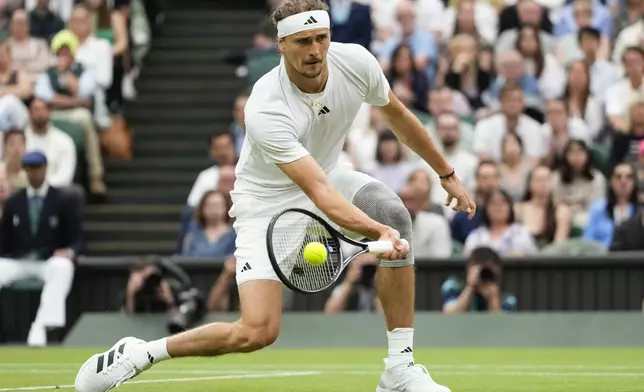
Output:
[479, 267, 496, 283]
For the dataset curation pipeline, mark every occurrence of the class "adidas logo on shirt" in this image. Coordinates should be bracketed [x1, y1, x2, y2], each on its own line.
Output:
[241, 262, 252, 272]
[318, 106, 330, 116]
[400, 346, 413, 354]
[304, 16, 318, 25]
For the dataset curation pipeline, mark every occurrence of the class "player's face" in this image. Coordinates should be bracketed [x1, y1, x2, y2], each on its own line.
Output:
[280, 28, 330, 79]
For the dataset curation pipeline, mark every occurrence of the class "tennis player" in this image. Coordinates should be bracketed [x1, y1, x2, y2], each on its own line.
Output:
[74, 1, 475, 391]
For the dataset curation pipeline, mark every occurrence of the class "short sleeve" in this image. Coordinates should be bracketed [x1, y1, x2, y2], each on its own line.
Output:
[246, 112, 310, 165]
[351, 45, 391, 107]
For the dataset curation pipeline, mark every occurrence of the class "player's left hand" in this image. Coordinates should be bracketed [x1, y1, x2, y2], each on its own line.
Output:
[441, 173, 476, 219]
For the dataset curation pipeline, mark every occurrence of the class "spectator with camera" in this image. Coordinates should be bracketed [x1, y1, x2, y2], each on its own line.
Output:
[324, 253, 381, 313]
[0, 129, 27, 190]
[0, 150, 82, 346]
[442, 247, 517, 313]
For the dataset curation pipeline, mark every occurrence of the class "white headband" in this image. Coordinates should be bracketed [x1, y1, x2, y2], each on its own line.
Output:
[276, 10, 330, 39]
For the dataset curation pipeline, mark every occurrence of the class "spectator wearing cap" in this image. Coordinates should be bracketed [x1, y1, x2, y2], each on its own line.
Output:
[35, 29, 105, 196]
[25, 98, 76, 188]
[0, 42, 30, 132]
[0, 129, 28, 190]
[8, 9, 52, 80]
[28, 0, 65, 42]
[0, 150, 82, 347]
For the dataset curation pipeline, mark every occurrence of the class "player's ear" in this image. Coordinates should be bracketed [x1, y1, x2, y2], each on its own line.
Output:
[277, 38, 286, 55]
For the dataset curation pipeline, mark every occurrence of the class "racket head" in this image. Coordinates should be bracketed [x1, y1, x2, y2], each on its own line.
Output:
[266, 208, 345, 294]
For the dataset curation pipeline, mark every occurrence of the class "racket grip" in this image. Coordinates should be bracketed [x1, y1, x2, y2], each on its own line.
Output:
[367, 239, 410, 254]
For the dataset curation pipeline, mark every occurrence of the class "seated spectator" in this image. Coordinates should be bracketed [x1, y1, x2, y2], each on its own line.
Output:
[451, 160, 500, 243]
[516, 26, 565, 100]
[609, 210, 644, 251]
[206, 255, 240, 312]
[515, 165, 572, 248]
[612, 0, 642, 37]
[229, 93, 248, 157]
[0, 42, 31, 131]
[556, 0, 611, 64]
[577, 27, 621, 97]
[0, 150, 82, 346]
[612, 101, 644, 165]
[8, 9, 51, 80]
[348, 106, 387, 173]
[181, 190, 236, 258]
[554, 0, 612, 48]
[324, 251, 382, 313]
[464, 189, 538, 256]
[441, 0, 498, 45]
[398, 180, 452, 258]
[482, 51, 542, 114]
[0, 129, 28, 190]
[379, 1, 438, 84]
[496, 0, 554, 54]
[498, 133, 532, 202]
[387, 44, 430, 114]
[605, 47, 644, 133]
[371, 0, 444, 44]
[26, 0, 73, 22]
[612, 15, 643, 64]
[563, 60, 604, 139]
[636, 140, 644, 203]
[25, 98, 76, 188]
[327, 0, 372, 50]
[69, 6, 113, 129]
[474, 83, 546, 164]
[28, 0, 65, 42]
[542, 99, 591, 167]
[0, 166, 12, 217]
[404, 168, 444, 215]
[35, 29, 105, 196]
[584, 162, 638, 247]
[442, 246, 517, 313]
[0, 0, 25, 31]
[552, 139, 606, 228]
[444, 34, 492, 111]
[369, 130, 411, 193]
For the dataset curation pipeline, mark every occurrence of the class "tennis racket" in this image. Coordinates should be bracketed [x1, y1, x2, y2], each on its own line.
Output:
[266, 208, 409, 294]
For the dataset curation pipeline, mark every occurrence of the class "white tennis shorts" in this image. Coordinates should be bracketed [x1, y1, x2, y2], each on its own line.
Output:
[233, 169, 378, 286]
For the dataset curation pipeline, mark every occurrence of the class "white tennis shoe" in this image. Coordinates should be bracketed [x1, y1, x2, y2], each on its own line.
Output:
[376, 358, 451, 392]
[74, 336, 152, 392]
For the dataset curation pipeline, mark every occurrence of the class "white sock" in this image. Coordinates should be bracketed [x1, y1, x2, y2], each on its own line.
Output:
[142, 338, 171, 364]
[387, 328, 414, 367]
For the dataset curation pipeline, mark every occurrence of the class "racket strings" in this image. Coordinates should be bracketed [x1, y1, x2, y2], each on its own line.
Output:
[270, 211, 342, 292]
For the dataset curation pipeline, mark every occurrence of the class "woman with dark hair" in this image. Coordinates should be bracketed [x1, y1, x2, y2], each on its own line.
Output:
[369, 130, 411, 193]
[444, 34, 492, 110]
[181, 190, 236, 257]
[464, 189, 538, 256]
[515, 165, 572, 248]
[498, 133, 532, 202]
[551, 139, 606, 228]
[515, 26, 565, 100]
[387, 44, 431, 113]
[563, 61, 604, 139]
[584, 163, 639, 248]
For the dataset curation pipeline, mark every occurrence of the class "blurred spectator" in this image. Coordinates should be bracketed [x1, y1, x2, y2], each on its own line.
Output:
[206, 255, 239, 312]
[498, 133, 531, 202]
[229, 92, 248, 157]
[35, 29, 105, 196]
[556, 0, 611, 63]
[464, 189, 538, 256]
[25, 0, 73, 22]
[0, 0, 25, 31]
[0, 42, 30, 132]
[442, 246, 516, 313]
[324, 253, 381, 313]
[0, 150, 82, 346]
[612, 0, 643, 37]
[515, 165, 572, 248]
[348, 106, 387, 173]
[497, 0, 553, 35]
[609, 210, 644, 251]
[563, 60, 604, 139]
[214, 165, 236, 201]
[387, 44, 430, 113]
[451, 160, 500, 244]
[483, 51, 542, 113]
[584, 162, 638, 247]
[398, 178, 452, 257]
[475, 83, 546, 164]
[181, 190, 236, 258]
[0, 166, 12, 216]
[496, 0, 555, 55]
[379, 1, 438, 84]
[0, 129, 27, 189]
[371, 0, 445, 47]
[636, 140, 644, 203]
[405, 168, 444, 215]
[542, 99, 592, 167]
[8, 9, 51, 80]
[25, 98, 76, 188]
[577, 27, 621, 97]
[516, 26, 565, 100]
[369, 130, 411, 193]
[605, 47, 644, 133]
[122, 262, 176, 315]
[441, 0, 498, 45]
[28, 0, 65, 42]
[444, 34, 493, 110]
[612, 101, 644, 165]
[69, 6, 113, 129]
[612, 13, 643, 64]
[551, 139, 606, 228]
[327, 0, 372, 49]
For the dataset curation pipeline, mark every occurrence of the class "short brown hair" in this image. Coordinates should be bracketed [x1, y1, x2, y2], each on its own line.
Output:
[499, 82, 523, 100]
[271, 0, 328, 26]
[195, 190, 233, 228]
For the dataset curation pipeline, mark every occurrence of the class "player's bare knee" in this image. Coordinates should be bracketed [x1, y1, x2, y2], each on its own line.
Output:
[236, 320, 280, 352]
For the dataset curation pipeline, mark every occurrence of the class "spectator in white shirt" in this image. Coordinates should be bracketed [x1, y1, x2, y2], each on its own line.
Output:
[605, 46, 644, 132]
[441, 0, 498, 45]
[495, 0, 555, 56]
[542, 99, 592, 167]
[515, 25, 565, 100]
[612, 18, 643, 65]
[563, 60, 604, 139]
[474, 83, 546, 164]
[556, 0, 610, 64]
[25, 98, 76, 188]
[577, 27, 621, 98]
[371, 0, 445, 40]
[348, 106, 387, 173]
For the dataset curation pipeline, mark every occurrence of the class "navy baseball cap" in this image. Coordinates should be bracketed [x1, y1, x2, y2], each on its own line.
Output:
[22, 151, 48, 167]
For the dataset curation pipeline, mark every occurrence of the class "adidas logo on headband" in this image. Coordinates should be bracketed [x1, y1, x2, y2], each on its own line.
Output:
[277, 10, 329, 38]
[304, 16, 318, 25]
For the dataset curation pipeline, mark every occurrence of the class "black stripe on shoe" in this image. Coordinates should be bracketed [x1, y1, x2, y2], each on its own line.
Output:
[96, 355, 104, 373]
[118, 343, 126, 355]
[107, 350, 115, 367]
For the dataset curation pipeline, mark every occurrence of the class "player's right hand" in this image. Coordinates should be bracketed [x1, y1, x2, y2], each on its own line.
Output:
[378, 227, 409, 261]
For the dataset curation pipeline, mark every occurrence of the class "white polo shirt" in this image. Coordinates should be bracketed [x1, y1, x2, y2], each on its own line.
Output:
[230, 42, 391, 218]
[473, 113, 547, 161]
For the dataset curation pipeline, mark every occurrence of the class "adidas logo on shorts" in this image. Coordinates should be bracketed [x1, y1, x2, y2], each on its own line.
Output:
[241, 262, 252, 272]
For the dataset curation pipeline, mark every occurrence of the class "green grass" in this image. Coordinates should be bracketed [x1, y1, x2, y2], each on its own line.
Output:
[1, 347, 644, 391]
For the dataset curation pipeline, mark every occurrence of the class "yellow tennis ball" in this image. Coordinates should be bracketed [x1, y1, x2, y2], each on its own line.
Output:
[303, 242, 328, 266]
